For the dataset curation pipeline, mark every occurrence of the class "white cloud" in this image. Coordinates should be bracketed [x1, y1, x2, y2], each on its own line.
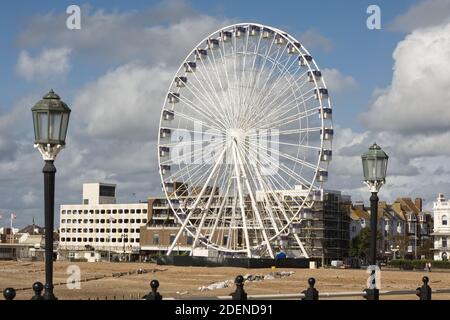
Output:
[360, 22, 450, 134]
[321, 68, 357, 94]
[17, 1, 233, 66]
[298, 29, 333, 53]
[16, 47, 72, 80]
[73, 63, 173, 140]
[389, 0, 450, 32]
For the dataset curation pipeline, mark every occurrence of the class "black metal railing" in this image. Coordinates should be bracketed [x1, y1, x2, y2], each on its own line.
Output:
[2, 274, 447, 301]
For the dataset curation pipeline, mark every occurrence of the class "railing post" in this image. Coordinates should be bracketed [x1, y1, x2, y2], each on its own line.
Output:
[3, 288, 16, 301]
[145, 280, 163, 300]
[364, 288, 379, 300]
[302, 277, 319, 300]
[231, 275, 247, 300]
[416, 276, 432, 300]
[31, 282, 44, 300]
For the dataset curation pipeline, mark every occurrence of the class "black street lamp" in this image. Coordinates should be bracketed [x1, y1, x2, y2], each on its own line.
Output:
[32, 90, 71, 300]
[361, 142, 388, 300]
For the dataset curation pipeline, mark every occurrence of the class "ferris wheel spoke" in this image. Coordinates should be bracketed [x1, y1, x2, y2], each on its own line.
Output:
[240, 38, 277, 125]
[248, 44, 288, 113]
[171, 110, 225, 132]
[257, 71, 310, 119]
[246, 137, 322, 172]
[253, 101, 319, 130]
[179, 79, 232, 130]
[253, 55, 299, 112]
[186, 62, 233, 129]
[159, 138, 223, 167]
[244, 138, 316, 190]
[196, 52, 234, 128]
[208, 44, 236, 128]
[247, 127, 322, 137]
[252, 88, 317, 128]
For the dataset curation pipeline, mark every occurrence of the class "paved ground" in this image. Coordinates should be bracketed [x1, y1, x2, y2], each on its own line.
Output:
[1, 261, 449, 300]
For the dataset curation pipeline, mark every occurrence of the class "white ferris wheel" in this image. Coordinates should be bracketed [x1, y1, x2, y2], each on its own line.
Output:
[158, 23, 333, 259]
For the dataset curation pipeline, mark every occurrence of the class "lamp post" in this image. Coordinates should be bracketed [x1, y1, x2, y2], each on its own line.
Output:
[361, 142, 388, 300]
[32, 90, 71, 300]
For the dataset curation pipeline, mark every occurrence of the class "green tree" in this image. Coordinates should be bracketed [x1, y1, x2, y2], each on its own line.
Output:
[350, 227, 382, 259]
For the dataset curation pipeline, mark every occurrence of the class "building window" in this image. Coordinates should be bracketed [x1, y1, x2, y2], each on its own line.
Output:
[95, 219, 99, 223]
[135, 238, 140, 243]
[443, 237, 448, 248]
[118, 219, 123, 223]
[124, 228, 129, 233]
[107, 210, 111, 214]
[100, 228, 105, 233]
[88, 238, 93, 242]
[223, 235, 228, 246]
[136, 209, 141, 214]
[61, 219, 66, 223]
[118, 228, 123, 233]
[130, 219, 135, 223]
[131, 209, 135, 214]
[443, 215, 448, 226]
[143, 209, 147, 214]
[170, 234, 176, 243]
[136, 219, 141, 223]
[125, 209, 129, 214]
[113, 210, 117, 214]
[351, 226, 356, 232]
[143, 219, 147, 223]
[100, 219, 105, 223]
[101, 210, 105, 214]
[83, 199, 89, 204]
[112, 238, 116, 243]
[118, 209, 123, 214]
[124, 219, 129, 223]
[112, 228, 117, 233]
[95, 210, 99, 214]
[187, 236, 193, 245]
[153, 234, 159, 245]
[62, 210, 66, 215]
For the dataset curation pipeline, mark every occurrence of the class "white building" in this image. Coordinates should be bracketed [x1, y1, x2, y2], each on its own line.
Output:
[432, 193, 450, 261]
[58, 183, 148, 261]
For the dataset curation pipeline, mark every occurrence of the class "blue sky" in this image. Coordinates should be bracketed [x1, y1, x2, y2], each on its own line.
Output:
[1, 0, 450, 228]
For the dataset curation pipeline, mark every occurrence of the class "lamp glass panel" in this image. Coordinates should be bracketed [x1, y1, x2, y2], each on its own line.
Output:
[367, 158, 376, 181]
[37, 112, 48, 141]
[49, 112, 62, 140]
[60, 113, 69, 141]
[32, 112, 39, 141]
[362, 159, 369, 180]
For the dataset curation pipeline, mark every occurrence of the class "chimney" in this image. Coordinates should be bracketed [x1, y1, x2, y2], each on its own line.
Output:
[415, 197, 423, 211]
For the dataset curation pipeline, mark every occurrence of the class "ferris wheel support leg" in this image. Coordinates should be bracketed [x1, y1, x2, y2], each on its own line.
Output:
[166, 148, 227, 256]
[235, 143, 275, 259]
[232, 143, 252, 258]
[293, 234, 309, 259]
[191, 167, 222, 254]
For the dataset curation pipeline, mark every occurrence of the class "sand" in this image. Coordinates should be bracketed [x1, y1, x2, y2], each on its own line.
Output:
[1, 261, 449, 300]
